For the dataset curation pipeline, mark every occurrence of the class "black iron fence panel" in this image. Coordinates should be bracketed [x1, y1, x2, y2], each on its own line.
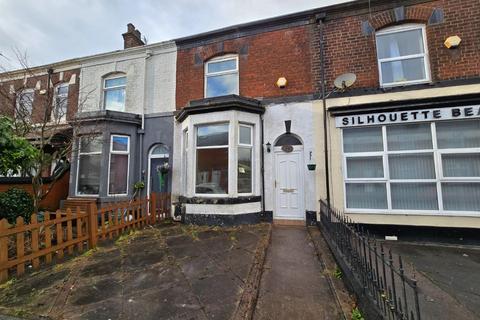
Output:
[318, 200, 422, 320]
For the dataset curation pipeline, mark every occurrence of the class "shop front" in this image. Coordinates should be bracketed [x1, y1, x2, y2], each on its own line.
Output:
[328, 100, 480, 228]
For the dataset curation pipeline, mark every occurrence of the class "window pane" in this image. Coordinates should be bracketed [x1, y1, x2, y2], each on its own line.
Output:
[442, 183, 480, 211]
[275, 134, 302, 146]
[238, 147, 252, 193]
[197, 123, 229, 146]
[387, 124, 432, 150]
[391, 183, 438, 210]
[437, 120, 480, 149]
[377, 28, 424, 59]
[105, 77, 126, 88]
[346, 183, 387, 209]
[80, 136, 102, 153]
[381, 57, 426, 84]
[17, 91, 34, 118]
[240, 126, 252, 145]
[109, 154, 128, 194]
[389, 153, 435, 179]
[343, 127, 383, 153]
[152, 145, 169, 156]
[105, 88, 126, 111]
[54, 95, 68, 121]
[112, 136, 129, 152]
[207, 59, 237, 73]
[206, 73, 238, 98]
[346, 156, 384, 178]
[196, 148, 228, 194]
[77, 154, 101, 195]
[442, 153, 480, 177]
[57, 85, 69, 95]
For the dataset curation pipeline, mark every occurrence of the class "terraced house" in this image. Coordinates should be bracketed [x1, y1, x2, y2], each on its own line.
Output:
[1, 0, 479, 230]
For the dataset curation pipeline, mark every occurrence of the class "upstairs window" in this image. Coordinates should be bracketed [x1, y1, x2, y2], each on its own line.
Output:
[104, 75, 126, 111]
[205, 55, 239, 98]
[53, 83, 69, 122]
[376, 24, 430, 87]
[16, 89, 34, 120]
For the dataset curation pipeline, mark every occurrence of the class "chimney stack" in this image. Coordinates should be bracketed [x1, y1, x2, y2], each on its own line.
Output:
[122, 23, 145, 49]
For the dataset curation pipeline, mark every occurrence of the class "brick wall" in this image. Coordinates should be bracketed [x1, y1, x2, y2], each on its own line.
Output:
[315, 0, 480, 92]
[176, 25, 316, 109]
[0, 69, 80, 122]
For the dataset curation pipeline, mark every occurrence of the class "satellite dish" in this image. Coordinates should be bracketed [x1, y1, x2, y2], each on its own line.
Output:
[334, 73, 357, 90]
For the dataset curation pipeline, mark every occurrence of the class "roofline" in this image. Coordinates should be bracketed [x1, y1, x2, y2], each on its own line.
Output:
[1, 0, 434, 76]
[0, 40, 176, 78]
[174, 0, 433, 46]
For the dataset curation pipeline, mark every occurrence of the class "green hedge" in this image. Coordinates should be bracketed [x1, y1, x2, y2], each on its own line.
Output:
[0, 188, 34, 224]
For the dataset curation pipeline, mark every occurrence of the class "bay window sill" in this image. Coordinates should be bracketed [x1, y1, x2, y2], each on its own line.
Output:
[178, 195, 261, 205]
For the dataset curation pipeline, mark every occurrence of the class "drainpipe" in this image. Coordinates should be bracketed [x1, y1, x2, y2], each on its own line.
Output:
[317, 13, 331, 207]
[139, 49, 153, 197]
[260, 114, 266, 218]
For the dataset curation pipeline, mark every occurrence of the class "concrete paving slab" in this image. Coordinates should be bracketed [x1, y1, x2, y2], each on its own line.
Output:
[253, 226, 342, 320]
[0, 223, 271, 320]
[383, 241, 480, 320]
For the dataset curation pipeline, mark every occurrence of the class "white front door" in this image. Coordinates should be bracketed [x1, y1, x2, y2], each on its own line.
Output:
[274, 148, 305, 220]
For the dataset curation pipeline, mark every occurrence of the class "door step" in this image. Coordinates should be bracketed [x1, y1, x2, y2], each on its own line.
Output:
[273, 219, 305, 226]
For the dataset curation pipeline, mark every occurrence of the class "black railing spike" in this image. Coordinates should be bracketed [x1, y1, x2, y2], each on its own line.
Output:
[316, 200, 421, 320]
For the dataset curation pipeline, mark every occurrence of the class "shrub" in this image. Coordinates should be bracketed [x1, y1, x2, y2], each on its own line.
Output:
[0, 188, 34, 224]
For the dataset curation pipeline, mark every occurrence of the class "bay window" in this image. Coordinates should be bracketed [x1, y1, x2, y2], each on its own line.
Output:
[376, 24, 430, 87]
[104, 75, 126, 111]
[77, 136, 102, 195]
[189, 118, 256, 196]
[195, 123, 229, 194]
[108, 135, 130, 195]
[343, 120, 480, 214]
[238, 125, 253, 194]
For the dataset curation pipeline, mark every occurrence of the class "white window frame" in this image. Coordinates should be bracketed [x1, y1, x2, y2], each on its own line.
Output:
[15, 88, 35, 119]
[107, 134, 130, 196]
[342, 121, 480, 217]
[103, 74, 126, 112]
[182, 129, 189, 194]
[52, 83, 69, 123]
[76, 135, 102, 197]
[376, 24, 431, 88]
[194, 122, 230, 197]
[238, 124, 254, 196]
[204, 55, 239, 98]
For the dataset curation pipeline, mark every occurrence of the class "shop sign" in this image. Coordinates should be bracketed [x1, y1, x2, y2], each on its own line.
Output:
[335, 105, 480, 128]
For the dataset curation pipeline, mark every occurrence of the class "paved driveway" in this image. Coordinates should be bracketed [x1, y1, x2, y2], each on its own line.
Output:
[0, 223, 270, 320]
[383, 241, 480, 320]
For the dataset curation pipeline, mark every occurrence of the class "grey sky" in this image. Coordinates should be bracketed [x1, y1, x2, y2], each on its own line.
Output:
[0, 0, 351, 69]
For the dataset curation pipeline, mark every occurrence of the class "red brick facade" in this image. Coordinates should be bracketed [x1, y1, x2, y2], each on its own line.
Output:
[314, 0, 480, 92]
[176, 0, 480, 108]
[176, 25, 316, 109]
[0, 68, 80, 123]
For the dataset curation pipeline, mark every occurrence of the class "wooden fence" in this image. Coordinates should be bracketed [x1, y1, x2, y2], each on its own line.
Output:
[0, 193, 170, 283]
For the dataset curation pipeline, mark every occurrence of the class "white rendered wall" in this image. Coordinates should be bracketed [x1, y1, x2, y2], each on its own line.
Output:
[78, 42, 177, 114]
[263, 101, 317, 213]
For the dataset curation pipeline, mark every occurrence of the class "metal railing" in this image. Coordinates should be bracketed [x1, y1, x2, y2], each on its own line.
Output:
[318, 200, 422, 320]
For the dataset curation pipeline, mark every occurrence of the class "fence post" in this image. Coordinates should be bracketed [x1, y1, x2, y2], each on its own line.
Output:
[87, 202, 98, 249]
[150, 193, 157, 224]
[0, 219, 8, 283]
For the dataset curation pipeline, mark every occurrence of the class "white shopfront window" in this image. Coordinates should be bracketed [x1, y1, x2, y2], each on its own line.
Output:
[340, 108, 480, 216]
